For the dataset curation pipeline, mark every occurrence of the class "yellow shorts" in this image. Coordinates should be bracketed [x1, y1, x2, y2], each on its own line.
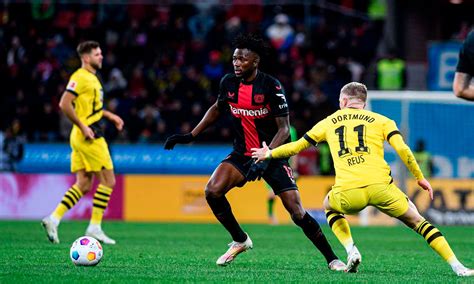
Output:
[328, 183, 409, 217]
[70, 137, 113, 173]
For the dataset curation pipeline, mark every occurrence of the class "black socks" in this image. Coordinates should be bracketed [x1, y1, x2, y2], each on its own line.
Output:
[206, 195, 247, 243]
[293, 212, 338, 264]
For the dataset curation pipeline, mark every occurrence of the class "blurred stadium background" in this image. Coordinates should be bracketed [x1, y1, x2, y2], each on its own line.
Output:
[1, 0, 473, 244]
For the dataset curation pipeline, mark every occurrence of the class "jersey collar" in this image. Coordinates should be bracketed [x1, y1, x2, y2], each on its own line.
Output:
[240, 70, 260, 85]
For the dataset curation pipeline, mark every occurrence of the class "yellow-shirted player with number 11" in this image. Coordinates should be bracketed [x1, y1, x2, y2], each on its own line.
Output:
[252, 82, 473, 277]
[41, 41, 123, 245]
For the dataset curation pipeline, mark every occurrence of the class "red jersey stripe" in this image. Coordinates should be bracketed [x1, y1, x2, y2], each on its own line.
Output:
[238, 83, 260, 156]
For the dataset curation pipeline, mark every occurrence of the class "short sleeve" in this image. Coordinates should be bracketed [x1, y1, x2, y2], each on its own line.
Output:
[66, 73, 84, 96]
[383, 119, 401, 142]
[268, 79, 289, 117]
[304, 118, 329, 146]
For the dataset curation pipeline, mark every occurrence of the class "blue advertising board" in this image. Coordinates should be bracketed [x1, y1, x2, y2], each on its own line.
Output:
[427, 42, 462, 91]
[17, 144, 232, 174]
[370, 98, 474, 178]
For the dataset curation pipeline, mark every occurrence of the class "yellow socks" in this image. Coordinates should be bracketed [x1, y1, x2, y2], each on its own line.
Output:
[52, 186, 83, 221]
[414, 220, 456, 263]
[50, 184, 114, 228]
[326, 210, 354, 253]
[90, 184, 113, 226]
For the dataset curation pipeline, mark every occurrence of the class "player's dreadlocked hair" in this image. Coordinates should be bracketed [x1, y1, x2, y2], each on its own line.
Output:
[232, 33, 269, 58]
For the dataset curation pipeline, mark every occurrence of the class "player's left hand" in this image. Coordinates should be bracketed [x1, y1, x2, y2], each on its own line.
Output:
[245, 159, 270, 181]
[251, 141, 271, 163]
[110, 114, 124, 131]
[417, 178, 433, 200]
[164, 133, 194, 150]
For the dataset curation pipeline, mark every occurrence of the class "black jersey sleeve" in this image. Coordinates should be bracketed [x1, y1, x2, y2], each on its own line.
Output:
[217, 74, 232, 112]
[268, 78, 289, 117]
[456, 31, 474, 75]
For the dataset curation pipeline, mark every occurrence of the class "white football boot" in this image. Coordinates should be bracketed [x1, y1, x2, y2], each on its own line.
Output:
[86, 225, 116, 245]
[345, 245, 362, 273]
[328, 259, 346, 271]
[41, 216, 59, 244]
[455, 266, 474, 277]
[216, 233, 253, 266]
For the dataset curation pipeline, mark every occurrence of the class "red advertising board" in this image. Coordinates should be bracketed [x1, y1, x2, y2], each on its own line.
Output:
[0, 173, 123, 220]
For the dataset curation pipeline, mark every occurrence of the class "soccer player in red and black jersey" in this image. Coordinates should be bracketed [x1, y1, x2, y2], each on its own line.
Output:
[165, 34, 345, 270]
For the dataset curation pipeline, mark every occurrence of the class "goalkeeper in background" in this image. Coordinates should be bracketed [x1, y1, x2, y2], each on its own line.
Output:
[252, 82, 473, 276]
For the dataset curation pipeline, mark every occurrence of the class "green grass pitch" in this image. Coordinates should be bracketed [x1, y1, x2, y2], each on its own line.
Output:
[0, 221, 473, 283]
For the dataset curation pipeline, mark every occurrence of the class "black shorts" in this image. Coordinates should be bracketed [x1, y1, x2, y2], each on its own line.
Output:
[221, 151, 298, 195]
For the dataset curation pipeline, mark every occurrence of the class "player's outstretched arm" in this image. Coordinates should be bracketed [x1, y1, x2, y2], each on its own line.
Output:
[59, 91, 94, 139]
[103, 110, 124, 131]
[389, 134, 433, 200]
[164, 102, 221, 150]
[453, 72, 474, 101]
[251, 137, 312, 162]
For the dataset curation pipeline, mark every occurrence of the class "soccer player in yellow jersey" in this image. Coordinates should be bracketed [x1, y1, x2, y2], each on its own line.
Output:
[252, 82, 474, 277]
[41, 41, 123, 245]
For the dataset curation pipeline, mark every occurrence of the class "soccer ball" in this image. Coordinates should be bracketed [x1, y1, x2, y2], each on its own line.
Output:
[70, 236, 103, 266]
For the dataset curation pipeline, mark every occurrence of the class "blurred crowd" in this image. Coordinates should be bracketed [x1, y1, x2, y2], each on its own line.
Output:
[0, 2, 384, 145]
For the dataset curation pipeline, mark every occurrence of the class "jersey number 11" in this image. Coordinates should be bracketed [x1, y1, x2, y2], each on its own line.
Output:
[335, 124, 370, 158]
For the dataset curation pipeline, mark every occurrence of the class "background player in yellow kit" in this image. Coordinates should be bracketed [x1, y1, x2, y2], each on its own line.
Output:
[41, 41, 123, 245]
[252, 82, 473, 277]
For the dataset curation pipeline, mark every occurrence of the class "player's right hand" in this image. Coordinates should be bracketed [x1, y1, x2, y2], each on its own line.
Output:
[417, 178, 433, 200]
[251, 141, 271, 162]
[81, 125, 95, 140]
[164, 133, 194, 150]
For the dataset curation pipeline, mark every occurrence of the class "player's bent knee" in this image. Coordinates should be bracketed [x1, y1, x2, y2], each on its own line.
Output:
[76, 182, 92, 194]
[205, 179, 228, 199]
[398, 210, 424, 228]
[290, 211, 305, 222]
[102, 179, 116, 189]
[204, 186, 224, 199]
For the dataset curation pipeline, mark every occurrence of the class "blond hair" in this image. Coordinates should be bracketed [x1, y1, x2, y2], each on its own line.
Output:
[340, 82, 368, 102]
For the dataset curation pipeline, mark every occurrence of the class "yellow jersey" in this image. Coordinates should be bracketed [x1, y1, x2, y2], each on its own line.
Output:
[65, 68, 104, 141]
[304, 108, 399, 190]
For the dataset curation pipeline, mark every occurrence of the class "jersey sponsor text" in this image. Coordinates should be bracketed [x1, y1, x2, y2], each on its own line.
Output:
[229, 105, 269, 118]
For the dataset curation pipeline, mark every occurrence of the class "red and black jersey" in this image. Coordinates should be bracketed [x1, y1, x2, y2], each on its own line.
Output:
[217, 71, 290, 156]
